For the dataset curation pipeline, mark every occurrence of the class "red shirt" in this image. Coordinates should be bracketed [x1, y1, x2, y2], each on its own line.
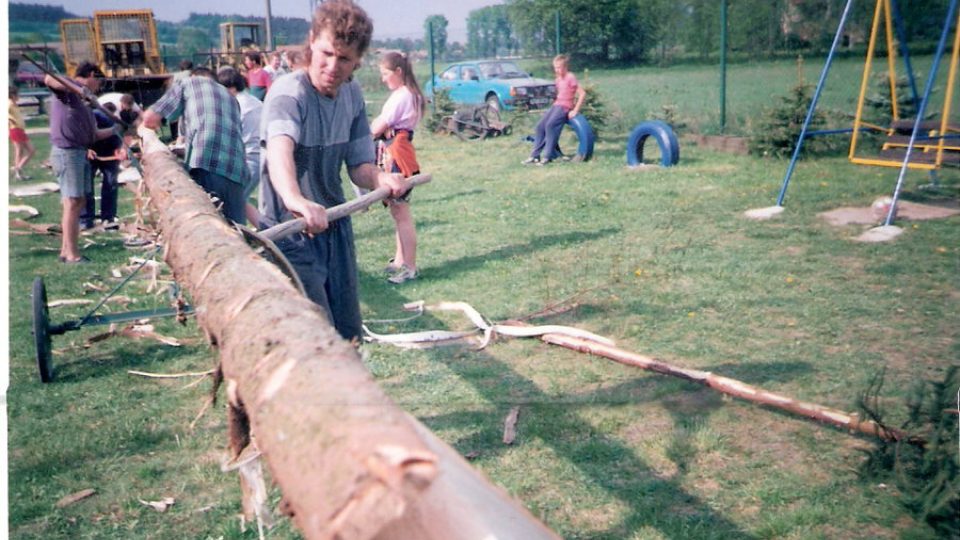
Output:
[247, 67, 271, 90]
[554, 72, 579, 110]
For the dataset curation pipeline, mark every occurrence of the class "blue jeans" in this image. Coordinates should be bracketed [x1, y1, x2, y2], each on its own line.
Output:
[530, 105, 569, 162]
[82, 159, 119, 225]
[274, 220, 362, 342]
[189, 168, 245, 224]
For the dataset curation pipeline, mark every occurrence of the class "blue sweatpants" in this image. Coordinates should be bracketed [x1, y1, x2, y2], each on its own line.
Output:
[530, 105, 569, 162]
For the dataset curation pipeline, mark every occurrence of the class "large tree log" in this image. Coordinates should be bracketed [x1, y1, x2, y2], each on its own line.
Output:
[137, 128, 558, 539]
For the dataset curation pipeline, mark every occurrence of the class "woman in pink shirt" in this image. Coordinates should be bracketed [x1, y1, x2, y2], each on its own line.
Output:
[369, 52, 425, 284]
[523, 54, 586, 166]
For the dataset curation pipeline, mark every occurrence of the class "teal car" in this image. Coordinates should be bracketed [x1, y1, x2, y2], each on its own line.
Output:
[425, 60, 556, 111]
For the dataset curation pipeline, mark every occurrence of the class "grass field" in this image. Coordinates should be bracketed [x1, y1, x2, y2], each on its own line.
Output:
[7, 56, 959, 539]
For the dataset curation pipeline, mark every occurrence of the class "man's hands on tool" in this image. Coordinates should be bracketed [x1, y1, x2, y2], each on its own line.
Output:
[287, 196, 329, 235]
[376, 171, 411, 199]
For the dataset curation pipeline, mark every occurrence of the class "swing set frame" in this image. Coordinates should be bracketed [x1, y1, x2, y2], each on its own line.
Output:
[753, 0, 960, 227]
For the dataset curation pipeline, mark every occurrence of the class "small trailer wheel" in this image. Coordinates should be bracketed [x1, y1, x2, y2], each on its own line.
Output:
[32, 277, 54, 383]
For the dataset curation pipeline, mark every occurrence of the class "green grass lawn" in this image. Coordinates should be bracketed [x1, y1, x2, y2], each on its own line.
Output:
[8, 56, 959, 539]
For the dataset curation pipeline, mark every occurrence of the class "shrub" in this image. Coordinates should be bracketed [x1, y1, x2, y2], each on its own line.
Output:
[423, 87, 457, 133]
[578, 74, 610, 137]
[748, 83, 837, 158]
[859, 367, 960, 538]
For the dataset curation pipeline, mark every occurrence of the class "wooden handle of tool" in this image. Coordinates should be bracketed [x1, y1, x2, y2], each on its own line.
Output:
[259, 173, 432, 242]
[23, 54, 129, 129]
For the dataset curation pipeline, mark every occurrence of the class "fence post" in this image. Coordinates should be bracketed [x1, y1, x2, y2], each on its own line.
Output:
[720, 0, 727, 133]
[429, 21, 436, 114]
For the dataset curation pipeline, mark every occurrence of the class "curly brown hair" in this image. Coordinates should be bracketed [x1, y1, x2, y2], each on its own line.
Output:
[304, 0, 373, 62]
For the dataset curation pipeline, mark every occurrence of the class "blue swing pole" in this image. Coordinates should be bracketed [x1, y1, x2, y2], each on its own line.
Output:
[884, 0, 959, 226]
[774, 0, 855, 207]
[890, 0, 922, 111]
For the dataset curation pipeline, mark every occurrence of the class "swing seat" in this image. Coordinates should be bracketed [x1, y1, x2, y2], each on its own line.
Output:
[877, 147, 960, 167]
[882, 135, 960, 152]
[878, 118, 960, 165]
[889, 118, 960, 133]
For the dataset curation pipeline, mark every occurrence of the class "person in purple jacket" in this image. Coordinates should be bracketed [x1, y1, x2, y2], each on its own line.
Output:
[44, 61, 115, 263]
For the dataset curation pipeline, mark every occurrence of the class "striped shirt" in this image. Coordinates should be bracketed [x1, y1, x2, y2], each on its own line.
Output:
[150, 76, 248, 185]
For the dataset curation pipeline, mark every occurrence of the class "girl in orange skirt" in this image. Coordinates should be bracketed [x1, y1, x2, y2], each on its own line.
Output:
[370, 52, 425, 284]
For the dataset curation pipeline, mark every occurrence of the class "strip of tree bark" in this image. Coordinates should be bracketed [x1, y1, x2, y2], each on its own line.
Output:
[539, 333, 915, 443]
[137, 128, 558, 540]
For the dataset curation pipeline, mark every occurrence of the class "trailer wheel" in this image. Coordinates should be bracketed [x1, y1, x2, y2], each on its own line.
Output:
[32, 277, 54, 383]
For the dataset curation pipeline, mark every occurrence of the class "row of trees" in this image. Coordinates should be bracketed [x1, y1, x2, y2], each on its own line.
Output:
[420, 0, 955, 64]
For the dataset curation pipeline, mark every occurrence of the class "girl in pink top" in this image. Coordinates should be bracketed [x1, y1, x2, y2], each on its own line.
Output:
[370, 52, 425, 284]
[523, 54, 586, 166]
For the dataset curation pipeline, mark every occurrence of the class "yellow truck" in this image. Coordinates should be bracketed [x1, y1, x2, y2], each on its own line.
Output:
[60, 10, 170, 106]
[195, 21, 266, 71]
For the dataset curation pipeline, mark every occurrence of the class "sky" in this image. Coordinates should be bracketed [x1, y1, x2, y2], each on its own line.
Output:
[23, 0, 503, 41]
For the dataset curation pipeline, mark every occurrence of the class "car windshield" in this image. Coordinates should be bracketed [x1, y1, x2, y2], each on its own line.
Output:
[480, 62, 526, 79]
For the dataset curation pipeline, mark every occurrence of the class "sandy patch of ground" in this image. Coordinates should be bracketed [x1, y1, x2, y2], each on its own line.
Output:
[818, 200, 960, 226]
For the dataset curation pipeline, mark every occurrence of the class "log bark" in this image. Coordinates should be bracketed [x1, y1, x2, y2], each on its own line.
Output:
[540, 333, 914, 443]
[137, 128, 557, 539]
[374, 415, 560, 540]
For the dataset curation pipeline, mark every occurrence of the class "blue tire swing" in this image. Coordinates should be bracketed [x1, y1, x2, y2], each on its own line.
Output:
[626, 121, 680, 167]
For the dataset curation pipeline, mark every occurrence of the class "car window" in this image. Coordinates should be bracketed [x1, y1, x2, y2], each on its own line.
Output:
[441, 66, 459, 81]
[479, 63, 502, 79]
[462, 67, 479, 81]
[498, 62, 527, 78]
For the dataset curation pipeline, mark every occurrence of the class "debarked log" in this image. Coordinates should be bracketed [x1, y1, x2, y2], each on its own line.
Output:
[137, 127, 559, 540]
[540, 334, 914, 443]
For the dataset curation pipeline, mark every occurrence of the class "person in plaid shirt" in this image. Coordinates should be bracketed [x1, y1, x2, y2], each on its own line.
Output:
[143, 67, 248, 223]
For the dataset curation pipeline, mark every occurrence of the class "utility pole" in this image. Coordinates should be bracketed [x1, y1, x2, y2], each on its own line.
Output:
[719, 0, 727, 133]
[265, 0, 274, 50]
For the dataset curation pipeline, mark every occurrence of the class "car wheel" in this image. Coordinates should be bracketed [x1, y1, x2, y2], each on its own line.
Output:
[485, 94, 502, 112]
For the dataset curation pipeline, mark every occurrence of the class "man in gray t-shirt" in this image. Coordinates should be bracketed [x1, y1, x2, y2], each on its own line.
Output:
[260, 0, 409, 341]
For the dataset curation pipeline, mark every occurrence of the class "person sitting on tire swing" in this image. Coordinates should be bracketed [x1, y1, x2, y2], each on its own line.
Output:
[523, 54, 586, 166]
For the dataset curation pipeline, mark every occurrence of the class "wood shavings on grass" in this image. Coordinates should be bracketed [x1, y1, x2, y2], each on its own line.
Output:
[84, 323, 181, 348]
[10, 181, 59, 197]
[128, 368, 215, 379]
[49, 298, 94, 308]
[503, 406, 520, 444]
[363, 300, 614, 349]
[10, 219, 60, 235]
[83, 282, 108, 293]
[138, 497, 175, 512]
[9, 204, 39, 218]
[55, 488, 96, 508]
